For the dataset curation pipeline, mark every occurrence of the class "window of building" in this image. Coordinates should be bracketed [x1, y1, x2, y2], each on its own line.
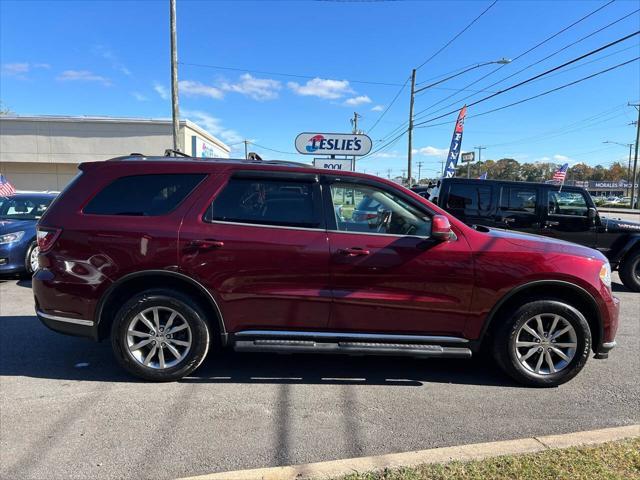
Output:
[83, 174, 206, 216]
[204, 178, 320, 228]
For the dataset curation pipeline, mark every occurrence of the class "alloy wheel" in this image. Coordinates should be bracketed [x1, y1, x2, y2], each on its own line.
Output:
[126, 307, 192, 369]
[514, 314, 577, 375]
[29, 245, 39, 273]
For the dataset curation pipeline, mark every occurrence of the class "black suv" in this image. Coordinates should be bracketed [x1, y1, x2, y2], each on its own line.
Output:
[415, 178, 640, 292]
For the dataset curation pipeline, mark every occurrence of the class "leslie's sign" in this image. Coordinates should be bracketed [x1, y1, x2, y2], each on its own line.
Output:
[295, 132, 372, 156]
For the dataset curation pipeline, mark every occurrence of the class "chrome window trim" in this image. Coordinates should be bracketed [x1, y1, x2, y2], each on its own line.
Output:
[208, 220, 325, 232]
[234, 330, 469, 344]
[326, 229, 430, 239]
[38, 310, 94, 327]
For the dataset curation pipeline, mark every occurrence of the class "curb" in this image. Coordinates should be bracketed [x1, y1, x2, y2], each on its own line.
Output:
[177, 424, 640, 480]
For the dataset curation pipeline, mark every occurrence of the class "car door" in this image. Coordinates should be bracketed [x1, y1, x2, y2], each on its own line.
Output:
[539, 188, 597, 247]
[495, 185, 541, 235]
[179, 171, 331, 332]
[324, 178, 474, 336]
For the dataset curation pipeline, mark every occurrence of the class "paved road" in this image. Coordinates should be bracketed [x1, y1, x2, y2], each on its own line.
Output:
[1, 276, 638, 480]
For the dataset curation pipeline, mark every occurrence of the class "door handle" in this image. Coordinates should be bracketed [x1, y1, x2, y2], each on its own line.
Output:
[545, 221, 560, 227]
[338, 247, 370, 256]
[187, 239, 225, 249]
[502, 217, 516, 224]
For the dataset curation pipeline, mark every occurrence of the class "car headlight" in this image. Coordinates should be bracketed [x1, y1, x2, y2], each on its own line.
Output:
[0, 231, 25, 245]
[599, 262, 612, 289]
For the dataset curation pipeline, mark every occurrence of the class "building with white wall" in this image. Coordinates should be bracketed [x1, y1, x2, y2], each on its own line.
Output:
[0, 115, 230, 191]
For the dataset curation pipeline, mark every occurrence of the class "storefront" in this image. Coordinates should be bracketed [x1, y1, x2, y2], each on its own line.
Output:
[0, 115, 230, 191]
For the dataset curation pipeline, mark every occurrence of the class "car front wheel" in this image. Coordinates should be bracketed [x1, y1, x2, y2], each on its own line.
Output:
[493, 300, 591, 387]
[619, 250, 640, 292]
[111, 289, 211, 381]
[24, 241, 39, 275]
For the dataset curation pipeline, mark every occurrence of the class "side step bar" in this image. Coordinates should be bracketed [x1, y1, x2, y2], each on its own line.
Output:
[234, 339, 472, 359]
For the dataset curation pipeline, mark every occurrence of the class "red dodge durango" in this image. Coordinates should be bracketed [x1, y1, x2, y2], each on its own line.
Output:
[33, 155, 619, 386]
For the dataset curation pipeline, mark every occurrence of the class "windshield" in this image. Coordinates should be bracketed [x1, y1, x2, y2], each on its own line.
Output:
[0, 196, 54, 220]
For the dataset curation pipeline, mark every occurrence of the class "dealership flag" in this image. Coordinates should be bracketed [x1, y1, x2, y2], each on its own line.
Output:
[0, 174, 16, 197]
[552, 163, 569, 183]
[442, 105, 467, 178]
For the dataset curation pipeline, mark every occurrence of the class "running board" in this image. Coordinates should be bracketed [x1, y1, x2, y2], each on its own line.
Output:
[233, 339, 472, 359]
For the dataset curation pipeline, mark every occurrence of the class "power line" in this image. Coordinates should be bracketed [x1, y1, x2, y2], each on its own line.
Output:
[416, 56, 640, 129]
[248, 141, 300, 156]
[414, 31, 640, 128]
[411, 0, 618, 121]
[179, 62, 405, 88]
[415, 0, 498, 70]
[367, 75, 410, 133]
[372, 0, 619, 145]
[413, 6, 640, 122]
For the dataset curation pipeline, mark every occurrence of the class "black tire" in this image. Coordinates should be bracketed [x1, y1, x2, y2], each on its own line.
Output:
[111, 289, 211, 381]
[492, 300, 591, 387]
[619, 250, 640, 292]
[24, 241, 39, 275]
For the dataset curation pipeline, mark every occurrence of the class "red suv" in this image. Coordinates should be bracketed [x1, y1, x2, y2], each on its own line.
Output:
[33, 156, 619, 386]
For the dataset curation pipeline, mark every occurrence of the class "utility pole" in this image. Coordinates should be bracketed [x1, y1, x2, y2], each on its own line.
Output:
[401, 170, 407, 182]
[631, 102, 640, 209]
[407, 69, 416, 186]
[417, 161, 423, 183]
[628, 143, 634, 197]
[387, 168, 392, 179]
[169, 0, 180, 152]
[243, 140, 249, 159]
[351, 112, 361, 172]
[474, 146, 486, 163]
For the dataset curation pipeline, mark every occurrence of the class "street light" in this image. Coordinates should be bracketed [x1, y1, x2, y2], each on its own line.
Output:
[603, 140, 635, 197]
[407, 57, 511, 184]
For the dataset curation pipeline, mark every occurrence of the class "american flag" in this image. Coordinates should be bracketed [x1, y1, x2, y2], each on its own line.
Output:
[552, 163, 569, 183]
[0, 174, 16, 197]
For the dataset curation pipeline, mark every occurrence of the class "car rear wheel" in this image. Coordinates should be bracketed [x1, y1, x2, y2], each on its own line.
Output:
[619, 250, 640, 292]
[111, 289, 210, 381]
[493, 300, 591, 387]
[24, 241, 39, 275]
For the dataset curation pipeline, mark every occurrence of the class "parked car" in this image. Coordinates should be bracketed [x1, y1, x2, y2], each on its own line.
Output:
[417, 178, 640, 292]
[0, 192, 57, 275]
[33, 156, 619, 386]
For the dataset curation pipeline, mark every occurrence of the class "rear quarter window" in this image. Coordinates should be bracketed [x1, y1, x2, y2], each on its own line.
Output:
[83, 174, 206, 216]
[446, 183, 492, 217]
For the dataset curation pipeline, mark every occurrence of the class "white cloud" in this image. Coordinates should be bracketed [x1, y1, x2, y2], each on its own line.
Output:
[2, 62, 50, 76]
[553, 154, 570, 162]
[371, 105, 384, 112]
[182, 109, 243, 145]
[344, 95, 372, 106]
[154, 83, 169, 99]
[179, 80, 224, 99]
[369, 151, 400, 159]
[220, 74, 281, 101]
[287, 78, 354, 99]
[413, 146, 448, 158]
[57, 70, 111, 86]
[131, 92, 148, 102]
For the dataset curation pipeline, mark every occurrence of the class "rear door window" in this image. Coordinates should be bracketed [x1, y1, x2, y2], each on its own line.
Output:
[500, 187, 537, 213]
[204, 177, 322, 228]
[446, 184, 492, 218]
[83, 174, 206, 216]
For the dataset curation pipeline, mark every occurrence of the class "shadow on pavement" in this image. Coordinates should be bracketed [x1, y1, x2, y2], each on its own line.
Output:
[0, 314, 520, 388]
[612, 281, 631, 293]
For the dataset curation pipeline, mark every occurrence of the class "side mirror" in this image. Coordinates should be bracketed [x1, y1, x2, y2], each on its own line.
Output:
[588, 207, 597, 220]
[431, 214, 453, 241]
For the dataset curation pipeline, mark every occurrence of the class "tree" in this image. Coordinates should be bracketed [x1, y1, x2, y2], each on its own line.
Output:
[0, 101, 13, 115]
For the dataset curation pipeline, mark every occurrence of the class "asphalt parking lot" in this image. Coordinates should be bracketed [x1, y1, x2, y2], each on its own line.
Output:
[1, 275, 638, 480]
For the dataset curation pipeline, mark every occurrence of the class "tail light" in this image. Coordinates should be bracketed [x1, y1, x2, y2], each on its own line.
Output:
[37, 227, 62, 252]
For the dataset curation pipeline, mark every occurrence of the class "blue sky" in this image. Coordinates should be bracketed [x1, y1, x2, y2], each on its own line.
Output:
[1, 0, 638, 178]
